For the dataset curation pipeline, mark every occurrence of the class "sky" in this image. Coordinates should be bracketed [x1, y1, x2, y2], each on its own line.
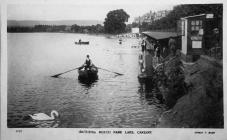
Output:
[7, 3, 174, 23]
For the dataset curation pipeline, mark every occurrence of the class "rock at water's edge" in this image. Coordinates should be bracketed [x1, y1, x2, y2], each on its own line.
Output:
[157, 56, 223, 128]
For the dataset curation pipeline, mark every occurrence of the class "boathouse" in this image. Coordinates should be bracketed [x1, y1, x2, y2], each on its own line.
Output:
[142, 31, 181, 50]
[138, 31, 180, 81]
[180, 13, 220, 61]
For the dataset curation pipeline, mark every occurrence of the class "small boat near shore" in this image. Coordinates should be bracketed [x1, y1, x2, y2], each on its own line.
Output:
[119, 38, 122, 44]
[78, 66, 98, 80]
[75, 41, 89, 45]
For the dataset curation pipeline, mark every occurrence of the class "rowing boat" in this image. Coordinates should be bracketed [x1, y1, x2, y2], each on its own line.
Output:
[75, 41, 89, 45]
[78, 66, 98, 80]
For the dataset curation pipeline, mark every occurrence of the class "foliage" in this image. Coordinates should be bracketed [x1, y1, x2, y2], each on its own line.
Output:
[131, 22, 139, 28]
[155, 4, 222, 30]
[7, 26, 34, 32]
[71, 24, 104, 33]
[8, 24, 104, 34]
[34, 25, 67, 32]
[104, 9, 130, 34]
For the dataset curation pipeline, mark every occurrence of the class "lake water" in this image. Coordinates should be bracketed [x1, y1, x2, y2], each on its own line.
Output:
[7, 33, 166, 128]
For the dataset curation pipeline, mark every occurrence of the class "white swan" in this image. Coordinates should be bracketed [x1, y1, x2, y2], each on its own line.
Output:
[29, 110, 59, 121]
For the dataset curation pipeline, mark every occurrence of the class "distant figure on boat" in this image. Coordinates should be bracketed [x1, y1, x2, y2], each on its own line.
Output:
[79, 39, 81, 43]
[83, 54, 93, 70]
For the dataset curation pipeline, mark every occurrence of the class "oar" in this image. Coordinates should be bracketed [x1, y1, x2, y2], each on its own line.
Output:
[97, 67, 123, 76]
[51, 66, 81, 78]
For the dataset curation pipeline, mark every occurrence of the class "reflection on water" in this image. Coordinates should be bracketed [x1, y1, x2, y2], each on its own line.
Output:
[138, 80, 164, 104]
[78, 77, 98, 88]
[138, 81, 154, 95]
[7, 33, 166, 128]
[29, 120, 60, 128]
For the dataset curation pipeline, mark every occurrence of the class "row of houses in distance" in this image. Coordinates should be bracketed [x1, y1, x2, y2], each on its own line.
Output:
[134, 10, 170, 24]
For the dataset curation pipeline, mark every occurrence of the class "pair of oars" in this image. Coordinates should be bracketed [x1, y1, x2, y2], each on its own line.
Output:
[51, 66, 123, 78]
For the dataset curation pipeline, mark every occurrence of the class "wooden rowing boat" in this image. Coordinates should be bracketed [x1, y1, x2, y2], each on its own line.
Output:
[78, 66, 98, 80]
[75, 41, 89, 45]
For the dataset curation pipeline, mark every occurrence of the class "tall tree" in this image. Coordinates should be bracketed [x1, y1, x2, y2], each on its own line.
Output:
[104, 9, 130, 34]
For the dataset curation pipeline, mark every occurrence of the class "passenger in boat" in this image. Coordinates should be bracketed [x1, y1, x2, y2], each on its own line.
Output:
[79, 39, 81, 43]
[84, 55, 92, 70]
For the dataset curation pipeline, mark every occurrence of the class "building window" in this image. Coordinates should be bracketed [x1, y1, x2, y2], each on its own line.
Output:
[191, 20, 203, 36]
[181, 20, 185, 36]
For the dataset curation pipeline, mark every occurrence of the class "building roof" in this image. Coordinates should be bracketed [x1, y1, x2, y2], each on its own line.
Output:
[142, 31, 180, 40]
[181, 14, 207, 19]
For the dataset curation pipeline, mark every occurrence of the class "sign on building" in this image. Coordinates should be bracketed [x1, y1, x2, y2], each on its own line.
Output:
[132, 28, 139, 33]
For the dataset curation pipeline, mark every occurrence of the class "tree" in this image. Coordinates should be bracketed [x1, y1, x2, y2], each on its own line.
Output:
[104, 9, 130, 34]
[132, 22, 139, 28]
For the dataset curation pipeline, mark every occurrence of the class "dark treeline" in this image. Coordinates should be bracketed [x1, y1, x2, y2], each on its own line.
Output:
[133, 4, 223, 32]
[71, 24, 104, 33]
[7, 26, 34, 32]
[8, 24, 104, 33]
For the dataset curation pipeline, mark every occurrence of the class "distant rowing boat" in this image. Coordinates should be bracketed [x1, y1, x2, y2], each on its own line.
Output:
[75, 41, 89, 45]
[119, 38, 122, 44]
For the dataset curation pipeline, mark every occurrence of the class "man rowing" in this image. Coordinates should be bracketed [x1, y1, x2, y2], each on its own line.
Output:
[80, 54, 93, 70]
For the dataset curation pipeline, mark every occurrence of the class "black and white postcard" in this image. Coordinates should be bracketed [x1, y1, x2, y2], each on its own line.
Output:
[1, 0, 227, 139]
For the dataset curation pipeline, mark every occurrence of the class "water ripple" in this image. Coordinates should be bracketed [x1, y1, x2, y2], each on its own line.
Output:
[8, 33, 166, 128]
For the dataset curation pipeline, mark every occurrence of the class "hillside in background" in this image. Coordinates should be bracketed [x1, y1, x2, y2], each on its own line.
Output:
[7, 20, 103, 27]
[133, 4, 222, 32]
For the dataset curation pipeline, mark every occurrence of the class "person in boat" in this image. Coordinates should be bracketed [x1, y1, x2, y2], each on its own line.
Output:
[79, 39, 81, 43]
[83, 54, 93, 70]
